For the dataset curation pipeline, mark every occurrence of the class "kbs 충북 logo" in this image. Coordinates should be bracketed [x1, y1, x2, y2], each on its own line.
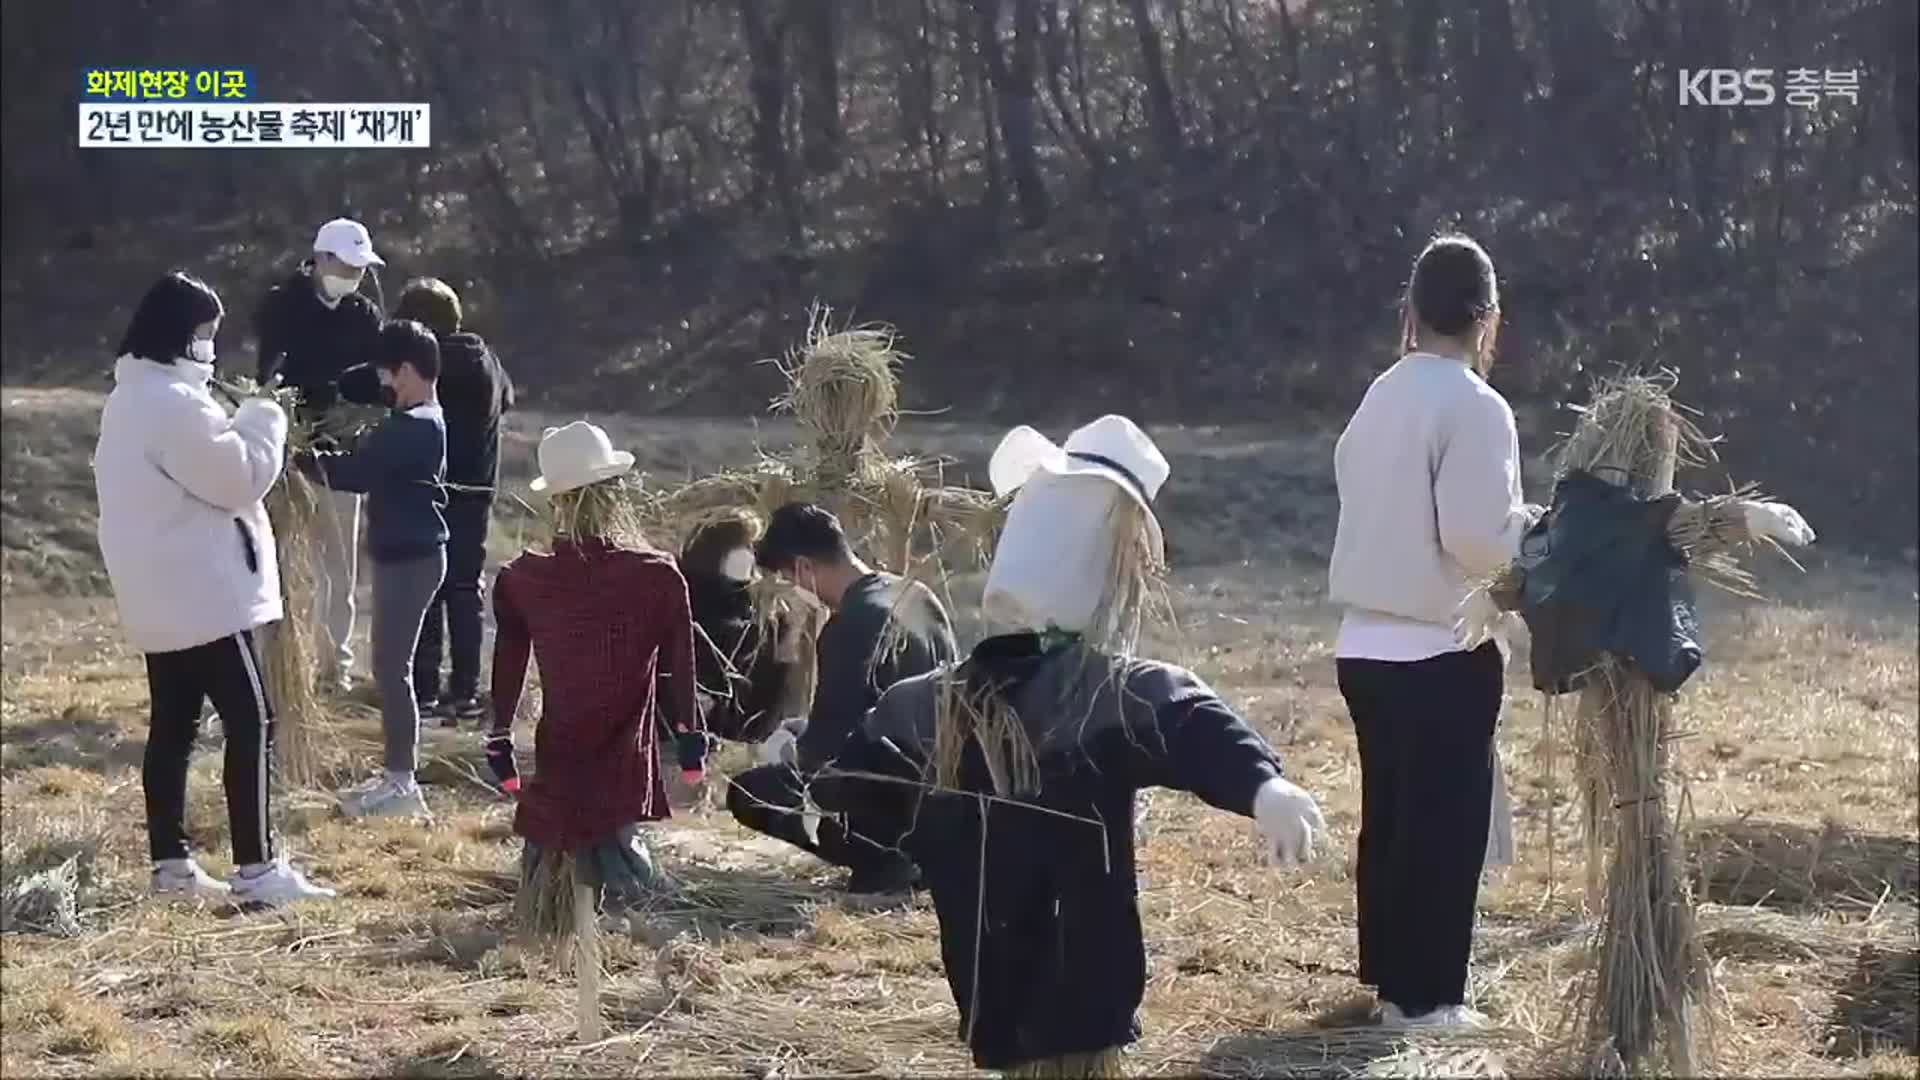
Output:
[1678, 68, 1861, 107]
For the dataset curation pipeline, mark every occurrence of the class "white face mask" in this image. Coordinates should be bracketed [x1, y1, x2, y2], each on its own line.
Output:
[188, 338, 216, 365]
[319, 273, 360, 301]
[720, 547, 756, 582]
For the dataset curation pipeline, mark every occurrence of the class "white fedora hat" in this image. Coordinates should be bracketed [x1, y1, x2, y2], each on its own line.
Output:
[530, 421, 636, 494]
[988, 414, 1169, 551]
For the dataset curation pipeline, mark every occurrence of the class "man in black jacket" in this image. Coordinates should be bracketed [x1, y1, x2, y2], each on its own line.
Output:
[254, 217, 385, 692]
[723, 502, 957, 895]
[392, 277, 514, 724]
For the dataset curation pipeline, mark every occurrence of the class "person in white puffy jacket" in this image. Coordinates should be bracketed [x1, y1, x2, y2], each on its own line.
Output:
[93, 270, 334, 908]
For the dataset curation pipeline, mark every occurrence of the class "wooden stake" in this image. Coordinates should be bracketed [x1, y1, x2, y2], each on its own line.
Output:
[574, 881, 602, 1043]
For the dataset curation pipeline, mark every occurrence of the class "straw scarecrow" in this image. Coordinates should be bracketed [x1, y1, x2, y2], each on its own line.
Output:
[810, 416, 1329, 1078]
[635, 308, 1007, 715]
[214, 376, 382, 788]
[488, 420, 706, 1043]
[1462, 373, 1816, 1076]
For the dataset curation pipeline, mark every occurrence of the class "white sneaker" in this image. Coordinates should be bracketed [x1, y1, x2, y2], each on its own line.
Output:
[229, 855, 337, 907]
[150, 859, 233, 900]
[339, 775, 431, 819]
[1387, 1003, 1488, 1030]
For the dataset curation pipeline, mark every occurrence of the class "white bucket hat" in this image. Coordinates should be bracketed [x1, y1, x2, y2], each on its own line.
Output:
[312, 217, 385, 268]
[988, 414, 1169, 552]
[530, 421, 636, 494]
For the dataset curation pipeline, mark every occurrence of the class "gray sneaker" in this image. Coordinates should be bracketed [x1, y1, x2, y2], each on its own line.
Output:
[338, 776, 431, 820]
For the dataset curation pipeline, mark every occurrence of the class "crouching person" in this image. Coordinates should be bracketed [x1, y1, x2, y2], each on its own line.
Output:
[486, 422, 706, 928]
[811, 417, 1327, 1076]
[724, 502, 958, 896]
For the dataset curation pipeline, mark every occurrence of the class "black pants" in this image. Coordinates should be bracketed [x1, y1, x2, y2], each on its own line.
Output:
[1338, 642, 1502, 1013]
[144, 631, 275, 866]
[414, 492, 491, 703]
[726, 763, 909, 875]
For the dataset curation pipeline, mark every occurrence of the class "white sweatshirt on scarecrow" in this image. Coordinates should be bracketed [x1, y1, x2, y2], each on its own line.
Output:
[94, 354, 287, 654]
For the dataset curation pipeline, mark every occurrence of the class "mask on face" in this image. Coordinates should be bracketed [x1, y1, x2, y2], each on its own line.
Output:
[188, 338, 216, 366]
[319, 273, 360, 301]
[720, 547, 756, 582]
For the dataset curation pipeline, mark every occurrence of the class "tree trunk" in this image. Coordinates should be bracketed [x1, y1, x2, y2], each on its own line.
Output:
[1894, 0, 1918, 172]
[975, 0, 1048, 226]
[794, 0, 843, 175]
[739, 0, 802, 243]
[1122, 0, 1182, 163]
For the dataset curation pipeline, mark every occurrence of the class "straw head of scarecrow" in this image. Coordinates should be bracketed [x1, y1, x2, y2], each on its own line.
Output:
[531, 421, 644, 546]
[982, 415, 1169, 645]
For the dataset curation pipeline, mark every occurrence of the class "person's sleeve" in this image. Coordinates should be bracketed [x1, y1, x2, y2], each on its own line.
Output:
[1435, 390, 1533, 578]
[1123, 693, 1284, 817]
[495, 347, 516, 413]
[810, 696, 924, 818]
[151, 395, 288, 512]
[661, 568, 699, 738]
[795, 606, 885, 771]
[336, 363, 386, 407]
[301, 420, 387, 493]
[254, 288, 287, 386]
[489, 570, 531, 736]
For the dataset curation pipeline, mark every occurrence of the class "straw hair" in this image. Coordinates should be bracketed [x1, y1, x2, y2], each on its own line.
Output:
[549, 476, 651, 551]
[931, 673, 1041, 798]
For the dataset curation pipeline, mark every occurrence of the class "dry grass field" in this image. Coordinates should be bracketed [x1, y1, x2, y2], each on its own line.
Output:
[1, 386, 1915, 1077]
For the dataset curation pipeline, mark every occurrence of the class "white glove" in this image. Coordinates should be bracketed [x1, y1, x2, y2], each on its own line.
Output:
[755, 726, 799, 767]
[1741, 500, 1816, 547]
[1253, 777, 1327, 867]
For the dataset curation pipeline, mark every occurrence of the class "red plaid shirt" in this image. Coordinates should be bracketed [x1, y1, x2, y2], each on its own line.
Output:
[491, 539, 697, 849]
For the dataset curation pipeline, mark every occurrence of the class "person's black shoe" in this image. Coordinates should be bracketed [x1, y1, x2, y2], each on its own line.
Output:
[846, 859, 920, 896]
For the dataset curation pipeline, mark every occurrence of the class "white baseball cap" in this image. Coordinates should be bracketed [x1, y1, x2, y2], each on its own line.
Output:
[312, 218, 385, 268]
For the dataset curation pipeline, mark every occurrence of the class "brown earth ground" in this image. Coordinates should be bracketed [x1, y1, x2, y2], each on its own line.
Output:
[1, 387, 1915, 1077]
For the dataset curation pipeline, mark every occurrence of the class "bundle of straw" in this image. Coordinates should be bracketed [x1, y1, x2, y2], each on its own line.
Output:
[773, 306, 902, 492]
[215, 377, 379, 789]
[514, 847, 581, 949]
[264, 464, 330, 788]
[1553, 374, 1713, 1076]
[644, 309, 1008, 726]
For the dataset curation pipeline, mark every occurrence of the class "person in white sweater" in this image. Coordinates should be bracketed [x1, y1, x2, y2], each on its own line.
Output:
[1327, 235, 1538, 1030]
[93, 271, 334, 908]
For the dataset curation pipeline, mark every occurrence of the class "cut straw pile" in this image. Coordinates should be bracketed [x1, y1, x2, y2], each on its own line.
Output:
[216, 377, 384, 790]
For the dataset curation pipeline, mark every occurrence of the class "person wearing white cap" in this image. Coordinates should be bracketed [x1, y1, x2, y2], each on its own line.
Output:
[809, 415, 1328, 1077]
[252, 216, 387, 692]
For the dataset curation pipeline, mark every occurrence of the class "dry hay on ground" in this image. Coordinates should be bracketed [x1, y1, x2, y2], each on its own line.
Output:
[3, 404, 1917, 1078]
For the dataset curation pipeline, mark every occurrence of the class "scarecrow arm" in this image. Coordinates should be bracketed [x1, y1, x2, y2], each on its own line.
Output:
[657, 567, 706, 773]
[1481, 493, 1818, 616]
[488, 571, 532, 737]
[1126, 693, 1284, 818]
